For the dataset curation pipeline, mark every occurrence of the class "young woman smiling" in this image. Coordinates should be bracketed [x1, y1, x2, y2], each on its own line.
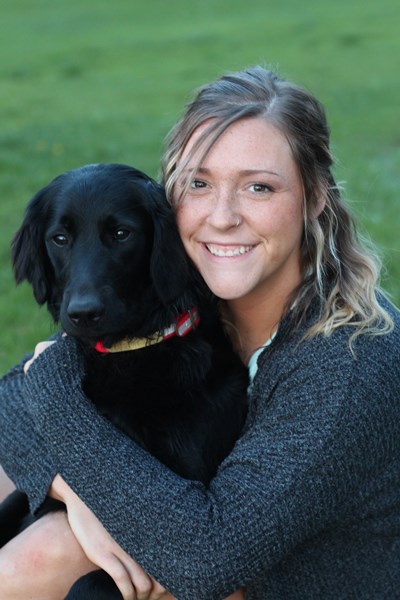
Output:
[0, 66, 399, 599]
[173, 116, 309, 364]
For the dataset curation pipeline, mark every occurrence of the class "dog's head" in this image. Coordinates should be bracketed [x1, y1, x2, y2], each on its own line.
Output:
[12, 163, 200, 342]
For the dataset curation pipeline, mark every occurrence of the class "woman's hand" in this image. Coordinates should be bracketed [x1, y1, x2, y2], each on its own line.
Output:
[24, 340, 56, 373]
[50, 475, 174, 600]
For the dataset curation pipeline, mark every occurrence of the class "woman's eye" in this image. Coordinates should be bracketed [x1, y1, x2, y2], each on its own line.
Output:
[52, 233, 68, 247]
[190, 179, 207, 189]
[249, 183, 273, 193]
[114, 228, 131, 242]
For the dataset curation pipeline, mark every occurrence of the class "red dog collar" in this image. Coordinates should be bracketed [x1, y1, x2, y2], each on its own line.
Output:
[94, 306, 200, 354]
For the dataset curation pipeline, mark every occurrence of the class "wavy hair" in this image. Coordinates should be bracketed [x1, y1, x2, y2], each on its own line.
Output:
[161, 66, 393, 346]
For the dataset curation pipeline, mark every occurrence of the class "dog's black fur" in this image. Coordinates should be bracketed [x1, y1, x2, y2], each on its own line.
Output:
[0, 164, 248, 599]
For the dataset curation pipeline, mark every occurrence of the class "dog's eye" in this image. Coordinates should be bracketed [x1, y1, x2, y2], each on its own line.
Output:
[114, 228, 131, 242]
[52, 233, 69, 246]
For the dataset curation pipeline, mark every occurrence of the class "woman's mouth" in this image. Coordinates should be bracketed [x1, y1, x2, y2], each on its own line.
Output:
[204, 243, 255, 257]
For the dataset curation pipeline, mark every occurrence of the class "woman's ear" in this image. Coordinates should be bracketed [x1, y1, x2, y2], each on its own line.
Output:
[310, 182, 327, 220]
[12, 183, 55, 305]
[313, 195, 326, 219]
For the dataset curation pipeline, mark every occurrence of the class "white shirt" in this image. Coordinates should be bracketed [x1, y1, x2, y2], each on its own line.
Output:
[247, 332, 277, 385]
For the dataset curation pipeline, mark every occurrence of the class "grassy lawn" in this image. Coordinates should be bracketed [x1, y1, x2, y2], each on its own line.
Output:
[0, 0, 399, 372]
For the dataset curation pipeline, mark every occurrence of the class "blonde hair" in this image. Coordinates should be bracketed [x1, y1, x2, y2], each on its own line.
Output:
[161, 66, 393, 345]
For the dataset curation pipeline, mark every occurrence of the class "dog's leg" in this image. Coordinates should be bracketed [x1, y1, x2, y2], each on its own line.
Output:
[0, 489, 30, 547]
[65, 569, 123, 600]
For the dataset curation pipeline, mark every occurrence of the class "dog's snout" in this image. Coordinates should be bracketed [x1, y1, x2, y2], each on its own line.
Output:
[67, 295, 105, 326]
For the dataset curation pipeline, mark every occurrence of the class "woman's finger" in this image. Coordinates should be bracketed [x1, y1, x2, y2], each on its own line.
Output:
[120, 556, 155, 600]
[93, 551, 136, 600]
[114, 551, 173, 600]
[148, 578, 176, 599]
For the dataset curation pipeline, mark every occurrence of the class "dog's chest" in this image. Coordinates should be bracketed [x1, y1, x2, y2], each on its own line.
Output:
[82, 337, 210, 436]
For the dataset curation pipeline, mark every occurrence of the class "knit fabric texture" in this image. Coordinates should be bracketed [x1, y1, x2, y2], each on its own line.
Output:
[1, 296, 399, 599]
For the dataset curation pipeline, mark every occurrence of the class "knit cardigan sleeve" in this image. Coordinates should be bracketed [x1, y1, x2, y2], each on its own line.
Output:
[8, 321, 398, 600]
[0, 358, 57, 509]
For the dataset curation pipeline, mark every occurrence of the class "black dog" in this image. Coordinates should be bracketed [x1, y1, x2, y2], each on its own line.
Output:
[0, 164, 248, 599]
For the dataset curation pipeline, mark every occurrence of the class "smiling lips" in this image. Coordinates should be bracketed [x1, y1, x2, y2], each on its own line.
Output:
[205, 243, 255, 257]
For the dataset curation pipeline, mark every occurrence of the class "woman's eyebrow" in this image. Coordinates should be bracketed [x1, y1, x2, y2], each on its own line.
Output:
[180, 167, 209, 175]
[240, 168, 282, 178]
[182, 167, 282, 178]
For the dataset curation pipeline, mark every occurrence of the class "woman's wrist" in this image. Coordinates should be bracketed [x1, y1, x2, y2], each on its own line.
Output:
[49, 474, 71, 502]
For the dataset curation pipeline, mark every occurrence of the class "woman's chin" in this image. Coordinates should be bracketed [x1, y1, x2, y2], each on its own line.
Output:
[203, 278, 253, 301]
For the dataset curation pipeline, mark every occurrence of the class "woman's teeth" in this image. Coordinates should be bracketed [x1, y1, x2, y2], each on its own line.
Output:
[206, 244, 253, 257]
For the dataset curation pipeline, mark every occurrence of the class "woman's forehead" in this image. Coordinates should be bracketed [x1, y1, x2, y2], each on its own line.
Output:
[178, 117, 296, 175]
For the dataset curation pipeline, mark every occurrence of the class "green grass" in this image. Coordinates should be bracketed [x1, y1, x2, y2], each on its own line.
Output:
[1, 0, 399, 372]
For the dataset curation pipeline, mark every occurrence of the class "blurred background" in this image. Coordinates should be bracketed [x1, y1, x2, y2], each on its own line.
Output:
[0, 0, 399, 372]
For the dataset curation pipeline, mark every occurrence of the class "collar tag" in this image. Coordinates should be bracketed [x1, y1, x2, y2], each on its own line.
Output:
[175, 306, 200, 337]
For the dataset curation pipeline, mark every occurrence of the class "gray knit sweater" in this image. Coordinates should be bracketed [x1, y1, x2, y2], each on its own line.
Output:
[1, 296, 399, 599]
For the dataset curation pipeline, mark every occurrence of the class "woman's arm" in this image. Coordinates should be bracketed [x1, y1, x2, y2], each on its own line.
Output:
[21, 333, 399, 599]
[51, 475, 243, 600]
[0, 357, 56, 510]
[1, 344, 244, 599]
[0, 351, 177, 600]
[53, 475, 176, 600]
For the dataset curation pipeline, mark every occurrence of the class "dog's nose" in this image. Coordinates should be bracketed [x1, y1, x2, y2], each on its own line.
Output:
[67, 296, 105, 326]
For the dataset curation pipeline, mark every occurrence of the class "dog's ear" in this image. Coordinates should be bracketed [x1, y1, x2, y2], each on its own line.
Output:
[12, 182, 56, 305]
[147, 182, 194, 305]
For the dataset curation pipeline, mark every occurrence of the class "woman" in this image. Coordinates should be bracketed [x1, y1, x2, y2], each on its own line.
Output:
[0, 66, 399, 599]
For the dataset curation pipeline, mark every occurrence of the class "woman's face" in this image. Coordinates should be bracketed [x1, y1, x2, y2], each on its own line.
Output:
[174, 117, 305, 306]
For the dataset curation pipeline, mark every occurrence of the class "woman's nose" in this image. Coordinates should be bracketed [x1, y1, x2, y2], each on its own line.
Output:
[206, 189, 241, 229]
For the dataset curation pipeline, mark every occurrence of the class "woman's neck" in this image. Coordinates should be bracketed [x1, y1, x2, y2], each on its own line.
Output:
[226, 284, 297, 364]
